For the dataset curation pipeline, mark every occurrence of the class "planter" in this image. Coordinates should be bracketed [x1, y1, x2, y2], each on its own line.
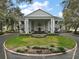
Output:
[3, 42, 77, 59]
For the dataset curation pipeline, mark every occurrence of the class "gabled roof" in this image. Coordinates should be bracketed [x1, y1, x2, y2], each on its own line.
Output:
[24, 9, 63, 20]
[25, 9, 53, 17]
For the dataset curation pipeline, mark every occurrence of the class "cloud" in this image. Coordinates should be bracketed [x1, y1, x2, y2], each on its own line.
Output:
[21, 9, 33, 15]
[20, 1, 49, 15]
[47, 8, 53, 11]
[55, 4, 60, 7]
[58, 12, 63, 18]
[32, 1, 48, 10]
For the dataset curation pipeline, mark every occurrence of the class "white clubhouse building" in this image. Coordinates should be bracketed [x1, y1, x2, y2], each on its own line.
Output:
[19, 9, 63, 34]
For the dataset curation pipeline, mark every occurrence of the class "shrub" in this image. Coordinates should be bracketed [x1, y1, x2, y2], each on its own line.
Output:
[31, 46, 40, 49]
[31, 46, 48, 49]
[58, 47, 66, 53]
[27, 46, 30, 48]
[49, 47, 60, 53]
[49, 47, 66, 53]
[36, 50, 42, 54]
[66, 31, 72, 33]
[16, 49, 25, 53]
[0, 32, 4, 35]
[16, 48, 28, 53]
[47, 33, 59, 36]
[50, 45, 55, 47]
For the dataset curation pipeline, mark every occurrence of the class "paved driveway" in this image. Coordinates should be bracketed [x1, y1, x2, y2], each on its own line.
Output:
[0, 35, 6, 59]
[0, 33, 79, 59]
[60, 33, 79, 59]
[0, 33, 18, 59]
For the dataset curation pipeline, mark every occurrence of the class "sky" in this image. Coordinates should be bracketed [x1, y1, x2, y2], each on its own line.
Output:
[12, 0, 64, 18]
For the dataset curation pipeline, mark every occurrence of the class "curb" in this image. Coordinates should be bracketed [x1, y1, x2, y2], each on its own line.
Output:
[72, 41, 77, 59]
[3, 40, 77, 57]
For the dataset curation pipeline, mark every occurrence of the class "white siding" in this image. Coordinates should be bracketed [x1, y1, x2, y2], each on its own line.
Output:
[26, 9, 52, 17]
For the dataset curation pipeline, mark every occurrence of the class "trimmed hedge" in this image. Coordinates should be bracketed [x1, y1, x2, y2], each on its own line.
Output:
[16, 46, 66, 54]
[49, 47, 66, 53]
[0, 32, 4, 35]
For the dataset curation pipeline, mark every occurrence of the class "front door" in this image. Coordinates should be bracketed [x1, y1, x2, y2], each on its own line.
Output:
[32, 20, 46, 34]
[38, 23, 41, 33]
[38, 27, 41, 32]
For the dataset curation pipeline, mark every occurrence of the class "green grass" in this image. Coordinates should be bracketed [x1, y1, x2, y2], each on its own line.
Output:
[5, 36, 76, 49]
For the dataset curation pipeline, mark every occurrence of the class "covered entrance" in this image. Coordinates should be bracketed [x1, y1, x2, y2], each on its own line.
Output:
[29, 19, 50, 34]
[19, 9, 56, 34]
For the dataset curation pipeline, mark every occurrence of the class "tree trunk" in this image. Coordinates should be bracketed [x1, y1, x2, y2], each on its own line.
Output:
[74, 24, 79, 34]
[74, 27, 78, 33]
[10, 20, 14, 32]
[0, 21, 3, 32]
[65, 25, 70, 32]
[65, 25, 68, 32]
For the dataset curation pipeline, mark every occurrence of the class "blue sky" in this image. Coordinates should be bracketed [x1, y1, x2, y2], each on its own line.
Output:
[12, 0, 64, 17]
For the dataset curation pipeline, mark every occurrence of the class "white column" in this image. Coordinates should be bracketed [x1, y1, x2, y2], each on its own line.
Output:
[51, 18, 55, 33]
[48, 21, 50, 32]
[43, 22, 46, 32]
[29, 21, 31, 33]
[25, 18, 29, 34]
[53, 18, 55, 33]
[19, 21, 22, 33]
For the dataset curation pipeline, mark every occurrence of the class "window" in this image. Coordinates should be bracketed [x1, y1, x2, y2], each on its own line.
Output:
[55, 21, 58, 24]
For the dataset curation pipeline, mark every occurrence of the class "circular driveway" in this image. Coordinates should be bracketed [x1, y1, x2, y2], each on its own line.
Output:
[0, 33, 79, 59]
[0, 33, 18, 59]
[60, 33, 79, 59]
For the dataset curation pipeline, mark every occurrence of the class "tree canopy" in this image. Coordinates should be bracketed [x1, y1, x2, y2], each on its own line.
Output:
[63, 0, 79, 33]
[0, 0, 33, 32]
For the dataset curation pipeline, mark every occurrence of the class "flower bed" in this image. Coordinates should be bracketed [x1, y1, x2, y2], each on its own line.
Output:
[14, 46, 66, 54]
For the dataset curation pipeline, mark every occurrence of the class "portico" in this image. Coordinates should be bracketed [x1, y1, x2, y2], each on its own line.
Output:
[24, 18, 55, 34]
[19, 9, 62, 34]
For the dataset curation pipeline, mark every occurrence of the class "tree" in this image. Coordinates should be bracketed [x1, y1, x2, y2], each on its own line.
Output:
[0, 0, 7, 32]
[62, 0, 79, 33]
[0, 0, 33, 32]
[5, 7, 24, 32]
[7, 0, 32, 32]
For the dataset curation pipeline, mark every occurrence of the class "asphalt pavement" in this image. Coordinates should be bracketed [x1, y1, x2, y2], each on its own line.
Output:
[0, 33, 79, 59]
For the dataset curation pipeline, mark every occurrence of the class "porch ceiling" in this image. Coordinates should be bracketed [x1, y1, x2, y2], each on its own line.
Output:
[29, 19, 50, 21]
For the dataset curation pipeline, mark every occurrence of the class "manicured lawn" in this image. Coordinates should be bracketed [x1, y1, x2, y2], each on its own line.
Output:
[5, 36, 76, 49]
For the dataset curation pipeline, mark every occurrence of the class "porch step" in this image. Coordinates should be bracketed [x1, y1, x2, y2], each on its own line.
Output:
[31, 34, 47, 38]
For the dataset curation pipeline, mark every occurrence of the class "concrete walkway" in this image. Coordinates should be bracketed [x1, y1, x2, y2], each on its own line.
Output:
[0, 33, 79, 59]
